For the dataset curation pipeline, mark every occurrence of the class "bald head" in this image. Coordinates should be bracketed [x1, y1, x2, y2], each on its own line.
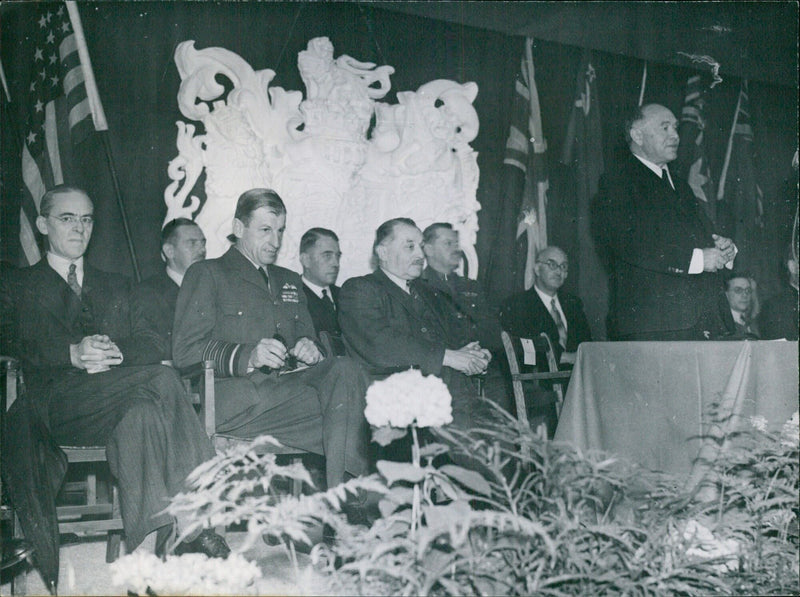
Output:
[534, 246, 569, 296]
[627, 103, 679, 167]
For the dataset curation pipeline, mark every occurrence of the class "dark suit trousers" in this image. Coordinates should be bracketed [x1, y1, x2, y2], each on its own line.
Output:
[41, 365, 215, 550]
[213, 356, 369, 488]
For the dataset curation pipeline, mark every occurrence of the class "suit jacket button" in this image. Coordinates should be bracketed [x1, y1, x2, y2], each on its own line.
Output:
[421, 327, 427, 333]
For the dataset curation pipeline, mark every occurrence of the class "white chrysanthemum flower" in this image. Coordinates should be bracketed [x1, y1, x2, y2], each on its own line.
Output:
[749, 415, 768, 432]
[364, 369, 453, 429]
[780, 411, 799, 448]
[110, 552, 262, 595]
[679, 519, 740, 573]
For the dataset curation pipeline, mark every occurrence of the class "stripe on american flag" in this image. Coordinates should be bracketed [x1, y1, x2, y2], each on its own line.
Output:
[18, 2, 99, 265]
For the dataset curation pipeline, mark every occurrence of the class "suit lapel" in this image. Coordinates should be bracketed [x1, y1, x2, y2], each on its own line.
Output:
[372, 269, 420, 319]
[29, 261, 81, 331]
[224, 248, 272, 297]
[630, 155, 712, 240]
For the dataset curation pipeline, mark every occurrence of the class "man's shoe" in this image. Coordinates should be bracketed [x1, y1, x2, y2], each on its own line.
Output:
[1, 539, 34, 570]
[173, 529, 231, 559]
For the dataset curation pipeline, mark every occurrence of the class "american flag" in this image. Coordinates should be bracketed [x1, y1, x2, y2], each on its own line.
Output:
[18, 1, 106, 265]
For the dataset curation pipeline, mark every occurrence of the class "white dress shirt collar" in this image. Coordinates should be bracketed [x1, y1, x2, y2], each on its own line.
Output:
[302, 276, 330, 300]
[165, 265, 184, 287]
[235, 247, 263, 271]
[381, 268, 412, 293]
[633, 154, 674, 189]
[47, 252, 84, 286]
[534, 285, 568, 331]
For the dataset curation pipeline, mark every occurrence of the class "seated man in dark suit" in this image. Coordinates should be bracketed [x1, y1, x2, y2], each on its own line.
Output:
[338, 218, 492, 431]
[501, 246, 592, 366]
[500, 246, 592, 436]
[132, 218, 206, 361]
[173, 189, 369, 491]
[1, 186, 227, 559]
[759, 250, 799, 340]
[699, 274, 760, 340]
[421, 222, 510, 411]
[299, 227, 344, 353]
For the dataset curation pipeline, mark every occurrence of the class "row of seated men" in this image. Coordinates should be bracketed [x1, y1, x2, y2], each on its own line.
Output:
[3, 184, 795, 567]
[1, 185, 565, 565]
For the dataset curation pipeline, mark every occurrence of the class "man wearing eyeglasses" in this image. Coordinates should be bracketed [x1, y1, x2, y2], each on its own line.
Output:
[699, 274, 760, 340]
[2, 185, 229, 561]
[500, 246, 592, 367]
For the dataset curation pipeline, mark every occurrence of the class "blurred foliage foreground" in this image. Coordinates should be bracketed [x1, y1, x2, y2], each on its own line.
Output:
[112, 405, 799, 596]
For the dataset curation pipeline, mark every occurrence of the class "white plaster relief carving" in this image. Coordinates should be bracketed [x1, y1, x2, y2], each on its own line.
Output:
[165, 37, 481, 280]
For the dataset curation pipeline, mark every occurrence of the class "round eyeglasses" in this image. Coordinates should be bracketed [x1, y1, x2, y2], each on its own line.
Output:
[47, 214, 94, 226]
[536, 259, 569, 273]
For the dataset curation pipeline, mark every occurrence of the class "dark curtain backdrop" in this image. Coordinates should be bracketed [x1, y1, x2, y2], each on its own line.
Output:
[2, 2, 797, 333]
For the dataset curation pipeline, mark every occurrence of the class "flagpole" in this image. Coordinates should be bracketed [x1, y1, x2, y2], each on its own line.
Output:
[0, 60, 11, 103]
[717, 83, 743, 201]
[638, 62, 648, 107]
[66, 1, 141, 282]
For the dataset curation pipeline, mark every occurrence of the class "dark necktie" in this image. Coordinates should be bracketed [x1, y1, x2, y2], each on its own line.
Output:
[67, 263, 82, 297]
[406, 280, 417, 298]
[258, 267, 270, 291]
[322, 288, 335, 310]
[550, 297, 567, 350]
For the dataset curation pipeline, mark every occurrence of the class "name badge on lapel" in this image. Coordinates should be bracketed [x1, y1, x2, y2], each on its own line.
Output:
[281, 283, 300, 303]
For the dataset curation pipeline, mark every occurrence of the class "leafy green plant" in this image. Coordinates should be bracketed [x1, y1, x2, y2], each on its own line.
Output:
[112, 393, 798, 596]
[316, 404, 799, 596]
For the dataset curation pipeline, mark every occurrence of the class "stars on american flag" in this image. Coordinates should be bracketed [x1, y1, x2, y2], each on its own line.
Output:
[25, 7, 78, 155]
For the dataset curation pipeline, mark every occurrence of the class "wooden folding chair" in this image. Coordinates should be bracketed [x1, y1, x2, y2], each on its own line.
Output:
[500, 331, 572, 441]
[1, 357, 33, 595]
[2, 356, 125, 565]
[184, 361, 309, 497]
